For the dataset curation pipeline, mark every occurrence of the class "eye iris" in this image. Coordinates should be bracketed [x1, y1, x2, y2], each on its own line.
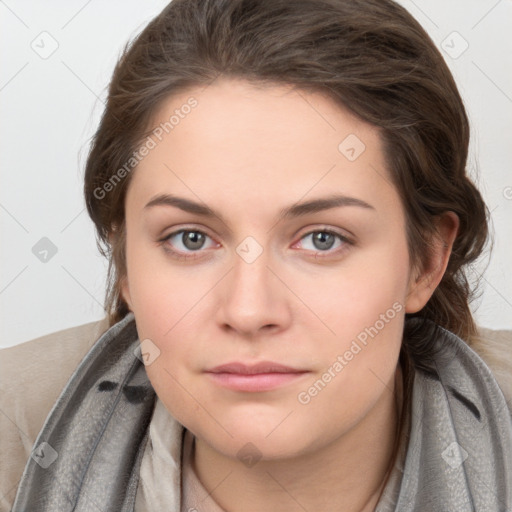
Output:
[182, 231, 205, 250]
[313, 232, 335, 251]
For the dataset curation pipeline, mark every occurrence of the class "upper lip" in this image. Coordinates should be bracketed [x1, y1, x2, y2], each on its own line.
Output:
[206, 362, 307, 375]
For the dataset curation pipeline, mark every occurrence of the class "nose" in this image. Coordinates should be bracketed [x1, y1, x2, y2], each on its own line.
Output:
[215, 248, 292, 338]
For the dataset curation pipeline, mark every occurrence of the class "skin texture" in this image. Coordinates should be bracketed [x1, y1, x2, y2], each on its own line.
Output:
[121, 78, 458, 511]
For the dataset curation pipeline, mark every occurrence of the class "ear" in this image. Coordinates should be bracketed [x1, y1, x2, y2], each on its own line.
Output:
[120, 275, 133, 311]
[108, 227, 133, 311]
[405, 211, 459, 313]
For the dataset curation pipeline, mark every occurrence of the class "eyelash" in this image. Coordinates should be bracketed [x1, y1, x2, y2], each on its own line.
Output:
[159, 227, 353, 261]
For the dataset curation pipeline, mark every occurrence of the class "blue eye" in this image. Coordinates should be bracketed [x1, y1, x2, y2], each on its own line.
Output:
[297, 230, 351, 255]
[161, 229, 216, 259]
[160, 227, 352, 261]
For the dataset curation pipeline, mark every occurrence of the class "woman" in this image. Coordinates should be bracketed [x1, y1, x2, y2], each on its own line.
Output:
[3, 0, 512, 510]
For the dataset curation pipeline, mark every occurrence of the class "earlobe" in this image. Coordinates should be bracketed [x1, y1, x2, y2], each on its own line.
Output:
[405, 212, 459, 314]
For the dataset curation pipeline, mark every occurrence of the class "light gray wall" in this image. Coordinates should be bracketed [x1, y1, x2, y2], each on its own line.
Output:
[1, 0, 511, 348]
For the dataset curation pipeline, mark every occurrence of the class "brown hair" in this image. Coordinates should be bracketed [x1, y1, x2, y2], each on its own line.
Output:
[84, 0, 488, 401]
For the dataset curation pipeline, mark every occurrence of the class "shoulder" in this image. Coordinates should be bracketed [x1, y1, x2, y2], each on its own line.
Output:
[0, 318, 110, 510]
[468, 325, 512, 406]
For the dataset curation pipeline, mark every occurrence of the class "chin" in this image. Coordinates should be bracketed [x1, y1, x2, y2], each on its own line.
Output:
[196, 416, 317, 463]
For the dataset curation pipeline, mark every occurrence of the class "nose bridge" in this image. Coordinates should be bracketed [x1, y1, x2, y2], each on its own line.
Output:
[232, 246, 272, 296]
[217, 241, 290, 335]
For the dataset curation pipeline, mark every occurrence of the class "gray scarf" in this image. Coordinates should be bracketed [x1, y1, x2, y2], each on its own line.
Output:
[11, 313, 512, 511]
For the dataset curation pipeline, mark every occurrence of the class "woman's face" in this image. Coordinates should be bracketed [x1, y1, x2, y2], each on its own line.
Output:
[121, 78, 425, 461]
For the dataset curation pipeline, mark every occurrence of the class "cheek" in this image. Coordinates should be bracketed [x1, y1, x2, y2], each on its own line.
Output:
[124, 233, 210, 337]
[303, 232, 410, 345]
[123, 242, 220, 428]
[302, 235, 409, 399]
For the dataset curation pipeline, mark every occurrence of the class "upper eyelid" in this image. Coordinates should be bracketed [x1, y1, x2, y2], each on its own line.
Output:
[161, 227, 217, 243]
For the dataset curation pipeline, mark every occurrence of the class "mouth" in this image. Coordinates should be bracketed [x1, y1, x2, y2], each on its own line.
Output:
[205, 361, 310, 392]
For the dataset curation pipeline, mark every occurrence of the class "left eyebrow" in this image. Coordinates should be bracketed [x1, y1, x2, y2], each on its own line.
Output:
[144, 193, 375, 223]
[279, 194, 375, 220]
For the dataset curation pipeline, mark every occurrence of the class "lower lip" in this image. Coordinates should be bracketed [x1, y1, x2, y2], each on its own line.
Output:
[206, 372, 309, 392]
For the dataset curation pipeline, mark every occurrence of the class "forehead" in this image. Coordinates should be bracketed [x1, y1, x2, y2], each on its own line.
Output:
[127, 78, 397, 214]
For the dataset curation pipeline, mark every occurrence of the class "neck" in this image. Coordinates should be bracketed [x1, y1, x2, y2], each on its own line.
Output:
[193, 365, 403, 512]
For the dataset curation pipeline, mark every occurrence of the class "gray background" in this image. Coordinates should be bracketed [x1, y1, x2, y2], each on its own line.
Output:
[1, 0, 511, 348]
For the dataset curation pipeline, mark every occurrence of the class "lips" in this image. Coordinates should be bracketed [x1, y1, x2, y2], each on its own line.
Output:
[207, 361, 305, 375]
[205, 361, 309, 392]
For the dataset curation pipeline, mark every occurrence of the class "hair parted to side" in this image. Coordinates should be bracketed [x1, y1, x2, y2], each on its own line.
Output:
[84, 0, 488, 360]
